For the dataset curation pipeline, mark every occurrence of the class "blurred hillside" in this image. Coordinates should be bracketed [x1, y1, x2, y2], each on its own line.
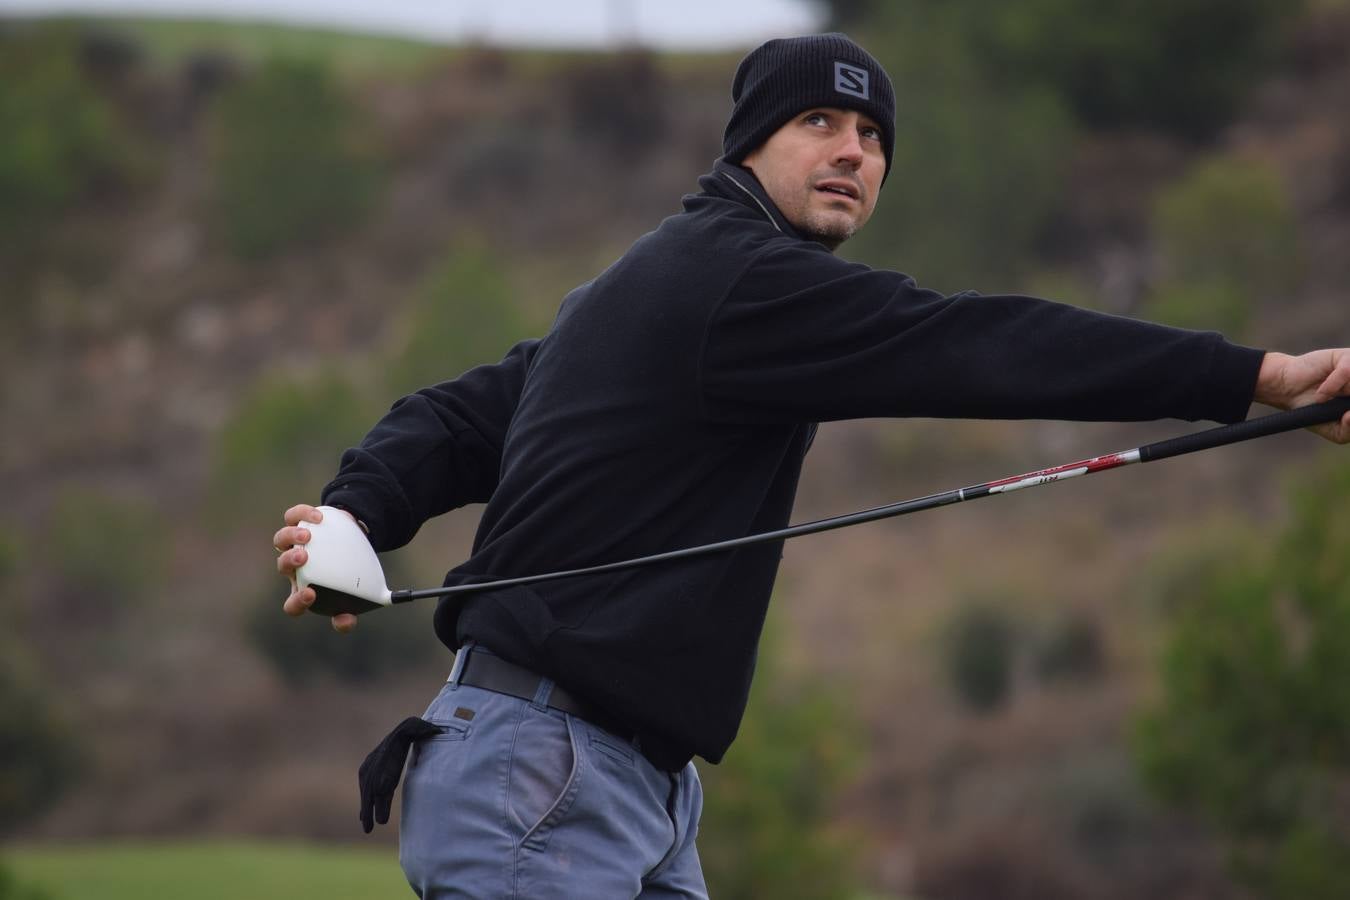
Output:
[3, 6, 1350, 899]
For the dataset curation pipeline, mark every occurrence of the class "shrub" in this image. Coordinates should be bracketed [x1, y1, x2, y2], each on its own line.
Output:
[831, 0, 1304, 140]
[1144, 281, 1255, 340]
[942, 602, 1017, 713]
[563, 51, 668, 157]
[824, 1, 1302, 284]
[842, 7, 1074, 290]
[0, 651, 80, 833]
[0, 527, 20, 588]
[211, 370, 373, 527]
[1155, 157, 1300, 290]
[1050, 754, 1158, 874]
[383, 247, 534, 397]
[0, 24, 135, 249]
[978, 0, 1305, 138]
[832, 0, 1305, 139]
[1135, 453, 1350, 896]
[246, 550, 437, 684]
[1134, 568, 1288, 831]
[913, 829, 1086, 900]
[1142, 157, 1300, 338]
[1021, 268, 1105, 313]
[1262, 823, 1350, 900]
[697, 620, 863, 900]
[210, 58, 382, 259]
[1134, 518, 1262, 616]
[45, 489, 163, 617]
[1033, 614, 1104, 684]
[821, 0, 880, 29]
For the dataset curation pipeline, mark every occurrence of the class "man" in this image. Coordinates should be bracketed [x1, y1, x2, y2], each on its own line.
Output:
[274, 34, 1350, 898]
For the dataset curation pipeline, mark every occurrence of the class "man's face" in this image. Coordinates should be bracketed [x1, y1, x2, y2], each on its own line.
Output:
[741, 107, 886, 250]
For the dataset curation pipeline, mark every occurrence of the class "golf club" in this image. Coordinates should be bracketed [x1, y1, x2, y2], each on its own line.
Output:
[299, 396, 1350, 618]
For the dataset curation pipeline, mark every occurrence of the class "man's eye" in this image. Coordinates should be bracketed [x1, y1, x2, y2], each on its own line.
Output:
[861, 127, 881, 141]
[805, 113, 828, 125]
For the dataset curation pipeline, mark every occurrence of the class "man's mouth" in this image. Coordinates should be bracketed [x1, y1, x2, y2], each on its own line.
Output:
[814, 179, 861, 202]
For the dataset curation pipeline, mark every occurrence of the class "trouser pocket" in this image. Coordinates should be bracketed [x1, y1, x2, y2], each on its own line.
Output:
[508, 708, 581, 853]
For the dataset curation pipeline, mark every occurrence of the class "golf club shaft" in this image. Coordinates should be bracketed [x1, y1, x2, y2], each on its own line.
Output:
[394, 397, 1350, 603]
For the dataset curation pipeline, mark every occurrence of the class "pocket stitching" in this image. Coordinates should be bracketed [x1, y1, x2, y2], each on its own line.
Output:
[588, 731, 636, 766]
[519, 714, 584, 853]
[423, 718, 471, 742]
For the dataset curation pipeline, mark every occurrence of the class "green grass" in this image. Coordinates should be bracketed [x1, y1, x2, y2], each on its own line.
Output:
[5, 14, 743, 84]
[4, 841, 408, 900]
[66, 16, 450, 76]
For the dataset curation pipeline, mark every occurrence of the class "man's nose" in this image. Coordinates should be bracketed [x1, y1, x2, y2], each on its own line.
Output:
[831, 128, 864, 169]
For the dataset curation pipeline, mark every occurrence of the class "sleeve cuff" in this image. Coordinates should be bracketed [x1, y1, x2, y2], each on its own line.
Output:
[321, 474, 410, 552]
[1199, 340, 1266, 424]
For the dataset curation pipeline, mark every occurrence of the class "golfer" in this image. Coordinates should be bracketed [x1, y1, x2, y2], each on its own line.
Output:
[275, 34, 1350, 898]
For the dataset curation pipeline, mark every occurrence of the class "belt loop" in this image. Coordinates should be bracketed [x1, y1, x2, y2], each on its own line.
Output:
[448, 641, 475, 688]
[531, 676, 555, 711]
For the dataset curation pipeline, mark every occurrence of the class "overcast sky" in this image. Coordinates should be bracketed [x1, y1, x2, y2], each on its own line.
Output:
[0, 0, 825, 48]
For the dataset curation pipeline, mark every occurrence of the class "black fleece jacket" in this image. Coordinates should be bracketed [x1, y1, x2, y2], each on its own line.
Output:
[323, 159, 1265, 771]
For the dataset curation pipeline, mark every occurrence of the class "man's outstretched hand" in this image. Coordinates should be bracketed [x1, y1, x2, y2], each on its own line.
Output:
[274, 503, 359, 633]
[1256, 349, 1350, 443]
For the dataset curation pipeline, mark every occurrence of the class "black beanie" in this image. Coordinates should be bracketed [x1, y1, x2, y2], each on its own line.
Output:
[722, 33, 895, 181]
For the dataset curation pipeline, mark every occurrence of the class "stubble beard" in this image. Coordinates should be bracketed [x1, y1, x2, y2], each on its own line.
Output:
[798, 173, 867, 251]
[799, 212, 857, 251]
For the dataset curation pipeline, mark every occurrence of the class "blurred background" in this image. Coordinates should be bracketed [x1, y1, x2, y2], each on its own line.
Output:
[2, 0, 1350, 898]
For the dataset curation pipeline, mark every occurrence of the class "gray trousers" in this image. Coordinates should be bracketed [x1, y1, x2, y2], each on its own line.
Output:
[399, 649, 709, 899]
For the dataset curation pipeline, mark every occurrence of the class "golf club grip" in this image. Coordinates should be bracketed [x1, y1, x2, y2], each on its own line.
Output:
[1139, 396, 1350, 463]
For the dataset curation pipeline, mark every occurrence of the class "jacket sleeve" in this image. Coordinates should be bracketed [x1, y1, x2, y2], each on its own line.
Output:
[698, 243, 1265, 426]
[320, 339, 541, 551]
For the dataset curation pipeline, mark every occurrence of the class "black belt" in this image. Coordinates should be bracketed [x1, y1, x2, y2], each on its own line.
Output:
[458, 648, 636, 744]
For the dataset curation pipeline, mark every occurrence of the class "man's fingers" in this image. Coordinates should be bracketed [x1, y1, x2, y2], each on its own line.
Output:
[283, 587, 316, 617]
[283, 504, 323, 527]
[1308, 408, 1350, 445]
[1310, 348, 1350, 444]
[282, 590, 360, 631]
[275, 504, 359, 629]
[1316, 367, 1350, 399]
[272, 524, 313, 556]
[1305, 347, 1348, 397]
[1332, 410, 1350, 445]
[276, 545, 307, 576]
[274, 506, 359, 631]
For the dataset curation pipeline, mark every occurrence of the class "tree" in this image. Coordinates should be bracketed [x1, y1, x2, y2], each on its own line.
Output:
[1135, 453, 1350, 898]
[0, 24, 137, 253]
[697, 619, 865, 899]
[839, 3, 1073, 290]
[1143, 156, 1300, 340]
[819, 0, 1305, 138]
[382, 246, 533, 398]
[210, 58, 382, 258]
[0, 652, 80, 832]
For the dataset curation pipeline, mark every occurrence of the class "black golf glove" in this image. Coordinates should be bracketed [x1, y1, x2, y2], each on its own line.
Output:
[358, 716, 444, 834]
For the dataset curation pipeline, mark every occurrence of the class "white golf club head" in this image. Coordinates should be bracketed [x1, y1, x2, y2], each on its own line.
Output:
[296, 506, 392, 616]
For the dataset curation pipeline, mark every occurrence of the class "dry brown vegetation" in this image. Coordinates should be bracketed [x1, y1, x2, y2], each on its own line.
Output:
[5, 9, 1350, 898]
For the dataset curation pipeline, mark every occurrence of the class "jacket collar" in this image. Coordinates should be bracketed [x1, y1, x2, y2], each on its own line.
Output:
[693, 158, 804, 240]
